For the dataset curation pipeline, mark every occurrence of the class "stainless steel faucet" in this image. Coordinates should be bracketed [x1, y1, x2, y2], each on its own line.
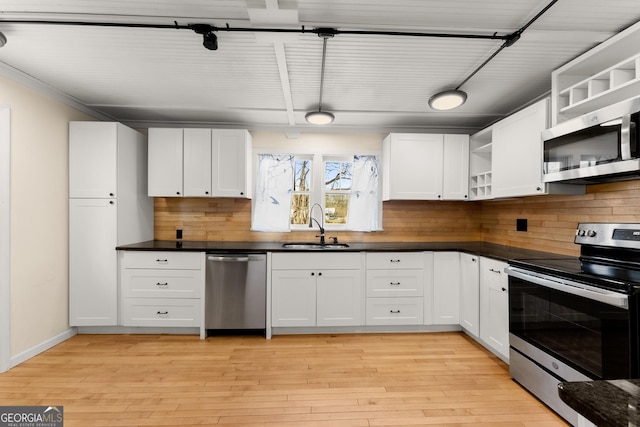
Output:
[308, 203, 325, 244]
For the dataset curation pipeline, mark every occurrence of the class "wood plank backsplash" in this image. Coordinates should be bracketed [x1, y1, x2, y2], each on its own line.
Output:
[154, 180, 640, 256]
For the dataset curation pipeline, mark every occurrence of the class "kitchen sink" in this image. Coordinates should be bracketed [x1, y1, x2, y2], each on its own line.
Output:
[282, 242, 350, 249]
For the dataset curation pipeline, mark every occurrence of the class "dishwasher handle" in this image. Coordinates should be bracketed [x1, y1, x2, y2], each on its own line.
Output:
[207, 255, 250, 262]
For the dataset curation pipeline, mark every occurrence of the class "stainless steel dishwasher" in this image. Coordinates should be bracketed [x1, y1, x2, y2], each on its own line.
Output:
[205, 253, 267, 334]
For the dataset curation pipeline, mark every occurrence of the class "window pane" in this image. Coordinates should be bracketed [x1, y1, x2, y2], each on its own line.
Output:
[325, 161, 352, 190]
[294, 160, 311, 191]
[290, 193, 309, 225]
[325, 194, 349, 224]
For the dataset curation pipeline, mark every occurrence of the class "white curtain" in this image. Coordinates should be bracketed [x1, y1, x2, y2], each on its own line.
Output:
[347, 155, 381, 231]
[252, 154, 294, 232]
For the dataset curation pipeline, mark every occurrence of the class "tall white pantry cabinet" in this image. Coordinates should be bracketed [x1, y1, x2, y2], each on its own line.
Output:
[69, 122, 153, 326]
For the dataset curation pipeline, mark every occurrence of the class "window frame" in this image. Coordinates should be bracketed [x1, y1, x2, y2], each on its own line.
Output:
[253, 147, 382, 232]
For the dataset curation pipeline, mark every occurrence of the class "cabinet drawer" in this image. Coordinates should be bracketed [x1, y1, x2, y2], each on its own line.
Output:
[122, 269, 201, 298]
[365, 297, 423, 325]
[122, 251, 202, 270]
[272, 252, 360, 270]
[122, 298, 200, 327]
[366, 252, 424, 270]
[366, 269, 424, 297]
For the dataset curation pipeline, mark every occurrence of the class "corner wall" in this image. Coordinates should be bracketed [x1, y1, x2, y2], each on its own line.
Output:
[0, 75, 94, 358]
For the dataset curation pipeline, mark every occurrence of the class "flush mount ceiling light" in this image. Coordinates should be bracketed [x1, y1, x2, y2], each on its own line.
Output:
[427, 0, 558, 112]
[305, 29, 335, 125]
[428, 89, 468, 111]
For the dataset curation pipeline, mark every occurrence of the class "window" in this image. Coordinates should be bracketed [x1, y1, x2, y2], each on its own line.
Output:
[252, 153, 381, 232]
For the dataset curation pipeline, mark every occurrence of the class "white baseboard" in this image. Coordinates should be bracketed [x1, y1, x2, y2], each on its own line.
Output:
[10, 327, 77, 368]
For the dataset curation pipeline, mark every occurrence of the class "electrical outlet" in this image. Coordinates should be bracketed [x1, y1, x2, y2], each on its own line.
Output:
[176, 229, 183, 239]
[516, 219, 528, 232]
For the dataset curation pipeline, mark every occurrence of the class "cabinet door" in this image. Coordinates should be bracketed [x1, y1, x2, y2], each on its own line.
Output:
[480, 257, 509, 360]
[459, 253, 480, 337]
[442, 134, 469, 200]
[383, 133, 444, 200]
[492, 99, 548, 198]
[317, 269, 362, 326]
[69, 122, 117, 198]
[69, 198, 118, 326]
[433, 252, 460, 324]
[271, 270, 316, 327]
[212, 129, 250, 198]
[148, 128, 183, 197]
[183, 128, 212, 197]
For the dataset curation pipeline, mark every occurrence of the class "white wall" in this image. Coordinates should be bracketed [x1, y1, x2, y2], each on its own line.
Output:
[0, 75, 93, 358]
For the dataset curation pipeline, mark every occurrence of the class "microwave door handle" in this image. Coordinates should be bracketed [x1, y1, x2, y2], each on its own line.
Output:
[621, 113, 633, 160]
[505, 267, 629, 309]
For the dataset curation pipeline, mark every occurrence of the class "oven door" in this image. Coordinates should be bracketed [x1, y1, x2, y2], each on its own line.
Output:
[507, 266, 633, 380]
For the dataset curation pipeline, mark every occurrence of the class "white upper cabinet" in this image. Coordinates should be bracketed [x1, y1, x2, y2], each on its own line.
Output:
[183, 128, 212, 197]
[492, 99, 548, 198]
[383, 133, 468, 201]
[211, 129, 252, 198]
[148, 128, 252, 198]
[148, 128, 184, 197]
[442, 134, 470, 200]
[468, 98, 581, 200]
[69, 122, 118, 198]
[551, 21, 640, 126]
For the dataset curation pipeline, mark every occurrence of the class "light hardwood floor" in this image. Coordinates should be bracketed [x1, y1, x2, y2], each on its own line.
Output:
[0, 332, 569, 426]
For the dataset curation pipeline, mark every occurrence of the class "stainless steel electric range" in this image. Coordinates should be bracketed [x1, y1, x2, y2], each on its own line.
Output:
[506, 223, 640, 425]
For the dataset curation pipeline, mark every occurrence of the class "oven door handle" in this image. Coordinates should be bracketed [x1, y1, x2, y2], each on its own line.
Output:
[505, 266, 629, 309]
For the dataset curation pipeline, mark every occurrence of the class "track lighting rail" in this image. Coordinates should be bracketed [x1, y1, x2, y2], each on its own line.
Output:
[0, 18, 513, 41]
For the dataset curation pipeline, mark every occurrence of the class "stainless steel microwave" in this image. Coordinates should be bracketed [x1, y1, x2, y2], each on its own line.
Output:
[542, 97, 640, 184]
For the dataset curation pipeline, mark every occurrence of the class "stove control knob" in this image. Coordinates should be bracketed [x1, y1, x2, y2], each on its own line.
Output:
[587, 230, 597, 237]
[578, 229, 586, 236]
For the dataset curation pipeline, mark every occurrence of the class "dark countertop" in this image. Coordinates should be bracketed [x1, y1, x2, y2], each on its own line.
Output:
[559, 379, 640, 427]
[116, 240, 574, 263]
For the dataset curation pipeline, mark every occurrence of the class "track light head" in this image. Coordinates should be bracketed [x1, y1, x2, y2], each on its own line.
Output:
[202, 32, 218, 50]
[191, 24, 218, 50]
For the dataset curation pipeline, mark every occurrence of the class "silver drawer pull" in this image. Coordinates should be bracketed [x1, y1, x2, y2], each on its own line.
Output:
[156, 311, 169, 316]
[156, 282, 168, 287]
[390, 259, 401, 263]
[390, 282, 401, 286]
[390, 310, 401, 314]
[156, 259, 168, 264]
[489, 268, 501, 274]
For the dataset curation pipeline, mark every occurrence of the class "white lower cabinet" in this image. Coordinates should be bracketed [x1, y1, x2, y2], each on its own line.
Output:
[366, 297, 423, 325]
[365, 252, 425, 325]
[459, 253, 480, 337]
[120, 251, 204, 328]
[479, 257, 509, 360]
[271, 253, 363, 327]
[433, 252, 460, 324]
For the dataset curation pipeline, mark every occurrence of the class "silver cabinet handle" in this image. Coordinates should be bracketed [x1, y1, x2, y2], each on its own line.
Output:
[156, 311, 169, 316]
[156, 282, 168, 287]
[156, 259, 168, 264]
[390, 282, 401, 286]
[390, 259, 401, 263]
[390, 310, 401, 314]
[489, 268, 501, 274]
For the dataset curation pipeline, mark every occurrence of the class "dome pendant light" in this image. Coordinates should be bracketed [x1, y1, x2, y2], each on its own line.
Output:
[305, 33, 334, 125]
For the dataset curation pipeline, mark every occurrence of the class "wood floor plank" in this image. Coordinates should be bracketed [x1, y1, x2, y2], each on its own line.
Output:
[0, 332, 569, 426]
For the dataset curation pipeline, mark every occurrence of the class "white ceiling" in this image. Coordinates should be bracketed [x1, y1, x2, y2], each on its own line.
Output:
[0, 0, 639, 133]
